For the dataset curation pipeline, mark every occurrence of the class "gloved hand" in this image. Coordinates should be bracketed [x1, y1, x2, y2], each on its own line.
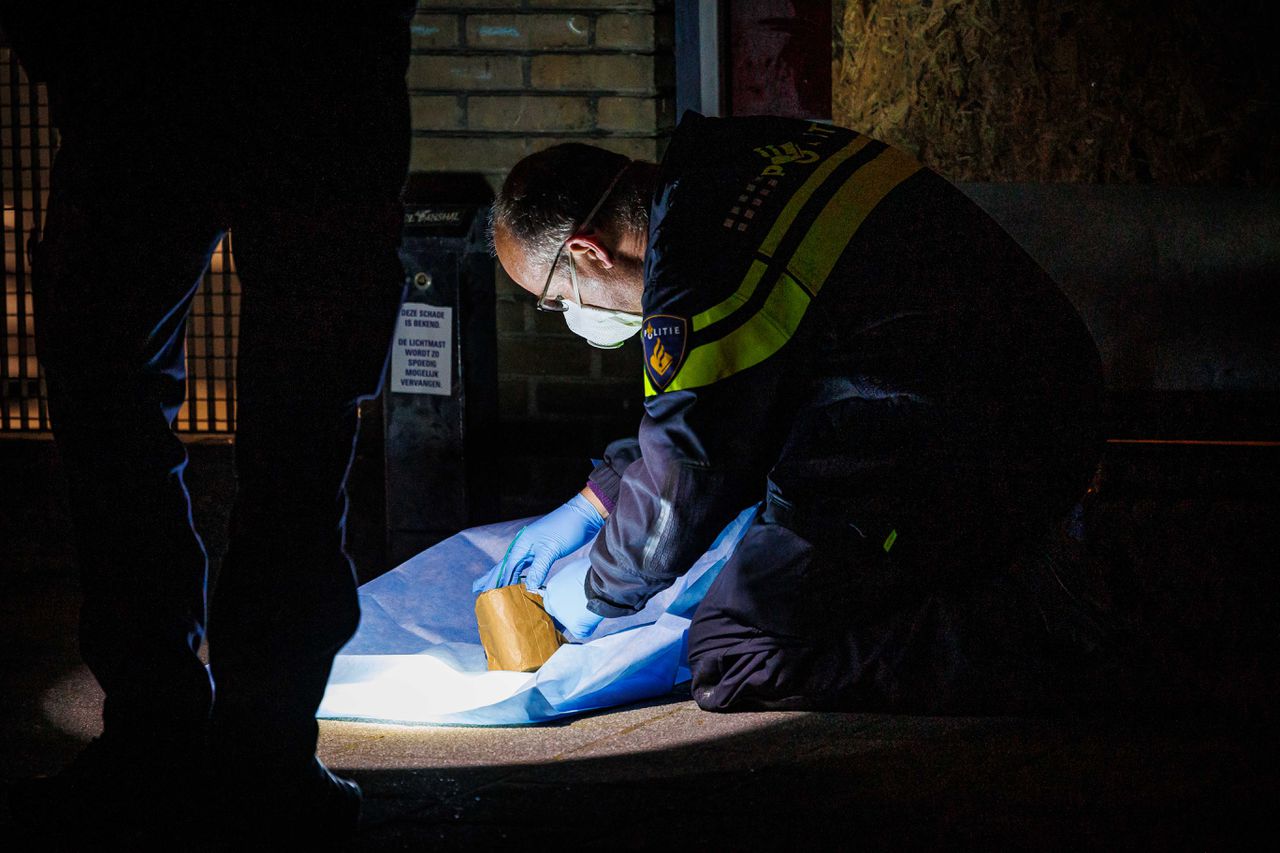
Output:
[471, 493, 605, 594]
[541, 557, 605, 640]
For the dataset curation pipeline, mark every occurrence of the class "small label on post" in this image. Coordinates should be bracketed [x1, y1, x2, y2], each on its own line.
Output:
[390, 304, 452, 396]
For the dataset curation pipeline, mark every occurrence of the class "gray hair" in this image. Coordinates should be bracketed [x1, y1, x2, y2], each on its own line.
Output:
[489, 143, 649, 267]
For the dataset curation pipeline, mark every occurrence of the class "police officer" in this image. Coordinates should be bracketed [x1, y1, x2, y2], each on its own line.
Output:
[484, 112, 1105, 714]
[4, 2, 415, 840]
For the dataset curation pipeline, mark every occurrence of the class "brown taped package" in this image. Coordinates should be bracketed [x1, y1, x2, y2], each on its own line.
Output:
[475, 584, 566, 672]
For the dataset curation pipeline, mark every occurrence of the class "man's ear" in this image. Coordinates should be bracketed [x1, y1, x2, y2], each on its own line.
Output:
[567, 230, 615, 270]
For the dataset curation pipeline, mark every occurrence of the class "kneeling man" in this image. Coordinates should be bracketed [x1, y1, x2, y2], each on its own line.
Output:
[484, 113, 1104, 713]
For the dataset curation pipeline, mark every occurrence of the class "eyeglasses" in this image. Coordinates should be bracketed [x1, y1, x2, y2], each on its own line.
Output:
[535, 239, 575, 314]
[535, 163, 631, 313]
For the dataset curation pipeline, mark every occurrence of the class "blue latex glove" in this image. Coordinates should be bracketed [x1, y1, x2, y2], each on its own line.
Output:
[471, 493, 604, 594]
[541, 557, 604, 640]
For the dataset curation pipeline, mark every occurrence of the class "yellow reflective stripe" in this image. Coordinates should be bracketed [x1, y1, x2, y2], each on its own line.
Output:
[665, 274, 811, 393]
[787, 146, 921, 295]
[759, 135, 873, 259]
[643, 369, 656, 396]
[692, 260, 767, 332]
[651, 142, 922, 396]
[690, 136, 872, 334]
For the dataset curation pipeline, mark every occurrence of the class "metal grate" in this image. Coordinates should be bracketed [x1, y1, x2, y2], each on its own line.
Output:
[1, 46, 52, 431]
[180, 235, 240, 433]
[2, 47, 239, 434]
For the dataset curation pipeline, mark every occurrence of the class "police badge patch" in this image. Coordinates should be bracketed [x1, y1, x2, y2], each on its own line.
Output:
[642, 314, 688, 391]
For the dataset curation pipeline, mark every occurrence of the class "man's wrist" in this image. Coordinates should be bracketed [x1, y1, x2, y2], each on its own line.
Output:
[579, 484, 610, 518]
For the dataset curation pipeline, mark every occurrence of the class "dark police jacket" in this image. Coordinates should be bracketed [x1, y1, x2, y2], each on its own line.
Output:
[586, 113, 1103, 618]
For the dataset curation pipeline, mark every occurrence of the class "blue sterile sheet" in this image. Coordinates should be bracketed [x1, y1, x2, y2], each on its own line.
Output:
[316, 505, 757, 726]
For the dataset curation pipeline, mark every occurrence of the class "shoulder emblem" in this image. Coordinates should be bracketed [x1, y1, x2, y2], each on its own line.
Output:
[642, 315, 688, 392]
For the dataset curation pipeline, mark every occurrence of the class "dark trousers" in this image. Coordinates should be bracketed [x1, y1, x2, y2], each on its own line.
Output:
[688, 388, 1101, 715]
[687, 515, 1068, 714]
[32, 121, 408, 762]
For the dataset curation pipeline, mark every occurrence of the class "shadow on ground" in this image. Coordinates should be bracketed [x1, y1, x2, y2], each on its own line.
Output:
[2, 439, 1278, 848]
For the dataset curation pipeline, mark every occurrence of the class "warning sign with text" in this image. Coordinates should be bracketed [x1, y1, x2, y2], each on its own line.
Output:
[390, 304, 452, 396]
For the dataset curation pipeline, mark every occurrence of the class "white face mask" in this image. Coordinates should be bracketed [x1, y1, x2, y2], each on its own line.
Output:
[562, 300, 643, 349]
[560, 247, 642, 349]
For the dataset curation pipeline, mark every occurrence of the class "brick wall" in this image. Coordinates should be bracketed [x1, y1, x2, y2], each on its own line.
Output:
[408, 1, 676, 515]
